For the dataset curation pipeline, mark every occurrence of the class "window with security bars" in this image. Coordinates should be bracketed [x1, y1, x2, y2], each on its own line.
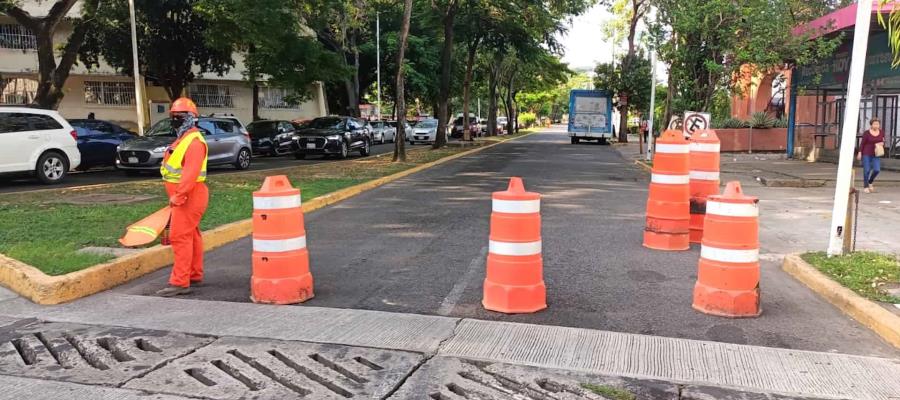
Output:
[259, 87, 299, 109]
[189, 84, 234, 108]
[84, 81, 135, 106]
[0, 24, 37, 50]
[0, 78, 38, 104]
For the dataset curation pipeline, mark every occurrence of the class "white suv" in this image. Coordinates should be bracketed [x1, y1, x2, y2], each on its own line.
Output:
[0, 107, 81, 184]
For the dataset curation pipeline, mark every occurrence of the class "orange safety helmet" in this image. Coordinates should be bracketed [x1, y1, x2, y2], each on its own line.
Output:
[170, 97, 199, 116]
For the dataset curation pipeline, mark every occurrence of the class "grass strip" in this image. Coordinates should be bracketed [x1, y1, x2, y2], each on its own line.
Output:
[580, 383, 636, 400]
[0, 132, 530, 275]
[801, 251, 900, 303]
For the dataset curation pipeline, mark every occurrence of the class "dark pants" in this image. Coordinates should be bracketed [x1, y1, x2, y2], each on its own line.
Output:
[862, 155, 881, 188]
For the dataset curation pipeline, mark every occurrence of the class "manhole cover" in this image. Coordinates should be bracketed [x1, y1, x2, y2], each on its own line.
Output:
[125, 337, 423, 399]
[0, 321, 213, 386]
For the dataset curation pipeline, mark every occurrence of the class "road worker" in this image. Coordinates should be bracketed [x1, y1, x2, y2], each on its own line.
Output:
[155, 97, 209, 297]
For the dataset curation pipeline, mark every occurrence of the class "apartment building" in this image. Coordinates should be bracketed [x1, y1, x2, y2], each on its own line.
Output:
[0, 2, 328, 131]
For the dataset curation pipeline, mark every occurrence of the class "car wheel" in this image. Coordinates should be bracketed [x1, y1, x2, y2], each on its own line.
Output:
[35, 151, 68, 184]
[339, 141, 349, 159]
[571, 137, 579, 144]
[294, 152, 306, 160]
[359, 139, 371, 157]
[234, 148, 252, 170]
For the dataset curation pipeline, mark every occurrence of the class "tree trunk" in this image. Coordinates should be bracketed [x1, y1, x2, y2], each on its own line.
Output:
[252, 82, 261, 121]
[487, 51, 502, 137]
[433, 3, 457, 149]
[351, 31, 361, 117]
[505, 72, 515, 134]
[663, 64, 675, 131]
[393, 0, 413, 162]
[462, 37, 479, 141]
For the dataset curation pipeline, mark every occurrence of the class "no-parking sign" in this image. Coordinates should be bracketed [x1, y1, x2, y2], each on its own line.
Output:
[683, 111, 710, 138]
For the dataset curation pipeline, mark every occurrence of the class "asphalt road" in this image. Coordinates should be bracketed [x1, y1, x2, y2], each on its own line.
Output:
[0, 141, 400, 194]
[116, 128, 899, 357]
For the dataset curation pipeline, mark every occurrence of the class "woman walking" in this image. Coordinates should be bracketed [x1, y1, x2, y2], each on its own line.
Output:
[857, 118, 885, 193]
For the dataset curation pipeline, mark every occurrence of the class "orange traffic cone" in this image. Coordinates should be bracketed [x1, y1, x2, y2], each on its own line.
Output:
[644, 129, 691, 251]
[692, 181, 761, 317]
[483, 177, 546, 314]
[689, 129, 721, 244]
[251, 176, 314, 304]
[119, 206, 171, 247]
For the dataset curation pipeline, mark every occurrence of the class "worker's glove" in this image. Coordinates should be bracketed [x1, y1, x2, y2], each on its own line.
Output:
[169, 195, 186, 207]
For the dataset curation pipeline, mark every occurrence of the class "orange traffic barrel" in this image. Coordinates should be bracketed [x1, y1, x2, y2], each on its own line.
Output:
[483, 177, 547, 314]
[251, 175, 314, 304]
[692, 181, 761, 318]
[644, 129, 690, 251]
[689, 130, 721, 244]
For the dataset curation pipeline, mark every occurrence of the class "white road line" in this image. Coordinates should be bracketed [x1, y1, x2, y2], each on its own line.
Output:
[436, 246, 488, 316]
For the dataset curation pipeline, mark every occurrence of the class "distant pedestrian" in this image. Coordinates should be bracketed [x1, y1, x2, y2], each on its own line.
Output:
[857, 118, 885, 193]
[87, 112, 95, 120]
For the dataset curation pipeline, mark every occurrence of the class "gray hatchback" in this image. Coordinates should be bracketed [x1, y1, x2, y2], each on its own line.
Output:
[116, 117, 253, 174]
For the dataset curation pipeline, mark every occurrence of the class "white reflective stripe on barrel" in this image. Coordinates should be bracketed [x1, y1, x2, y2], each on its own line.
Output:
[253, 194, 302, 210]
[489, 240, 542, 256]
[655, 143, 690, 154]
[689, 170, 720, 181]
[701, 245, 759, 263]
[689, 142, 721, 153]
[492, 198, 540, 214]
[651, 174, 690, 185]
[706, 201, 758, 217]
[253, 236, 307, 252]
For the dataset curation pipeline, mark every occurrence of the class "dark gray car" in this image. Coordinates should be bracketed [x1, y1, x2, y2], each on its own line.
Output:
[116, 117, 252, 174]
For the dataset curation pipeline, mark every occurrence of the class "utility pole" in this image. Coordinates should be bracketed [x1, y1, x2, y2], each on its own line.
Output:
[647, 49, 656, 162]
[128, 0, 145, 135]
[827, 0, 872, 256]
[376, 12, 382, 121]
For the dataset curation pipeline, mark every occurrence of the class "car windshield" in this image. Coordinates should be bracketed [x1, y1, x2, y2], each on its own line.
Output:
[247, 121, 279, 136]
[417, 120, 437, 128]
[371, 121, 386, 128]
[307, 117, 344, 130]
[146, 119, 176, 137]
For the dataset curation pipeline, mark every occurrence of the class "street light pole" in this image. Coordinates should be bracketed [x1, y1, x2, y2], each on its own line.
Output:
[827, 0, 873, 256]
[376, 12, 382, 121]
[128, 0, 145, 135]
[647, 49, 656, 162]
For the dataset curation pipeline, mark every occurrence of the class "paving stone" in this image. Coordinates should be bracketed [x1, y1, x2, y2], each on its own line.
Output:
[125, 336, 424, 399]
[0, 320, 213, 386]
[0, 375, 192, 400]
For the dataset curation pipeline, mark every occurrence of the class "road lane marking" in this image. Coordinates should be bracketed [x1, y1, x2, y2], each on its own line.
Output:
[437, 246, 488, 316]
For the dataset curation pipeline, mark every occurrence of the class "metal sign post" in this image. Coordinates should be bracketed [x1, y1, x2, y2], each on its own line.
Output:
[647, 50, 656, 162]
[827, 0, 873, 257]
[128, 0, 145, 135]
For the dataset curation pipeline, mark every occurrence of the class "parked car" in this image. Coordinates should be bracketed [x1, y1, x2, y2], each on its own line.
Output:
[290, 116, 372, 159]
[69, 119, 136, 169]
[390, 120, 412, 139]
[207, 113, 250, 137]
[371, 121, 397, 144]
[497, 116, 508, 134]
[450, 116, 480, 139]
[0, 107, 81, 184]
[116, 117, 252, 174]
[247, 120, 295, 156]
[409, 118, 439, 144]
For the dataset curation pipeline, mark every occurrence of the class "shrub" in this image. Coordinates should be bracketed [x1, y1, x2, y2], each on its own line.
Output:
[720, 118, 750, 129]
[749, 112, 776, 129]
[773, 118, 789, 128]
[518, 112, 537, 128]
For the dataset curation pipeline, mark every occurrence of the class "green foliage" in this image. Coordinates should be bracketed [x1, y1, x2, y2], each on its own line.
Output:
[802, 251, 900, 303]
[593, 53, 653, 116]
[749, 112, 776, 129]
[80, 0, 235, 100]
[518, 111, 537, 127]
[580, 383, 636, 400]
[773, 118, 790, 128]
[717, 118, 750, 129]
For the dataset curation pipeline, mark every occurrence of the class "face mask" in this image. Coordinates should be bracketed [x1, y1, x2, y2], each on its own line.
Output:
[171, 113, 196, 138]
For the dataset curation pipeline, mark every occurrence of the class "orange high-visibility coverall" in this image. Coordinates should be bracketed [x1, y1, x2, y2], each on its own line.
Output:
[163, 130, 209, 287]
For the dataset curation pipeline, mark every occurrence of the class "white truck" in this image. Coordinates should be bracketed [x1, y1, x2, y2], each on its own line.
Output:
[567, 90, 614, 144]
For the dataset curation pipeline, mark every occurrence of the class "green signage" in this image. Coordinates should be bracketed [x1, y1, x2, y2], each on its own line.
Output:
[795, 31, 897, 89]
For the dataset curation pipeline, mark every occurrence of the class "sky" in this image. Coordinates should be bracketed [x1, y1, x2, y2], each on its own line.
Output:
[557, 4, 617, 72]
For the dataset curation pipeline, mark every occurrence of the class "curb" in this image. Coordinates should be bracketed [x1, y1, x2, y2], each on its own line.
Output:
[782, 254, 900, 348]
[0, 132, 537, 305]
[634, 159, 652, 172]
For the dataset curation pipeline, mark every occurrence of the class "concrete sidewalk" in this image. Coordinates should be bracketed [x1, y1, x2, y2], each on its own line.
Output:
[1, 289, 899, 399]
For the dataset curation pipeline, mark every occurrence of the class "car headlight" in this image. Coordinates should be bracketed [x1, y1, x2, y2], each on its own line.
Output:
[326, 135, 342, 141]
[151, 146, 167, 154]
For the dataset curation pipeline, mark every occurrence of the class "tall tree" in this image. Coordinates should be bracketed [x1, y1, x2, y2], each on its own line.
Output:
[1, 0, 101, 109]
[393, 0, 413, 162]
[80, 0, 234, 100]
[602, 0, 650, 142]
[432, 0, 460, 148]
[593, 53, 652, 134]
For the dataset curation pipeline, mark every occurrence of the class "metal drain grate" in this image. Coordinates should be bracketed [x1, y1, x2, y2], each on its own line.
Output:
[0, 321, 214, 386]
[124, 337, 423, 399]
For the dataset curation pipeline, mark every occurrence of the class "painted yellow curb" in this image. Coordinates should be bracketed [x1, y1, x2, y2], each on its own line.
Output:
[0, 132, 537, 305]
[782, 254, 900, 348]
[634, 159, 652, 173]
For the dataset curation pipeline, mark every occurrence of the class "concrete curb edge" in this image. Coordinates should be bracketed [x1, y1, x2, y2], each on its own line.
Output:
[782, 253, 900, 348]
[0, 131, 537, 305]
